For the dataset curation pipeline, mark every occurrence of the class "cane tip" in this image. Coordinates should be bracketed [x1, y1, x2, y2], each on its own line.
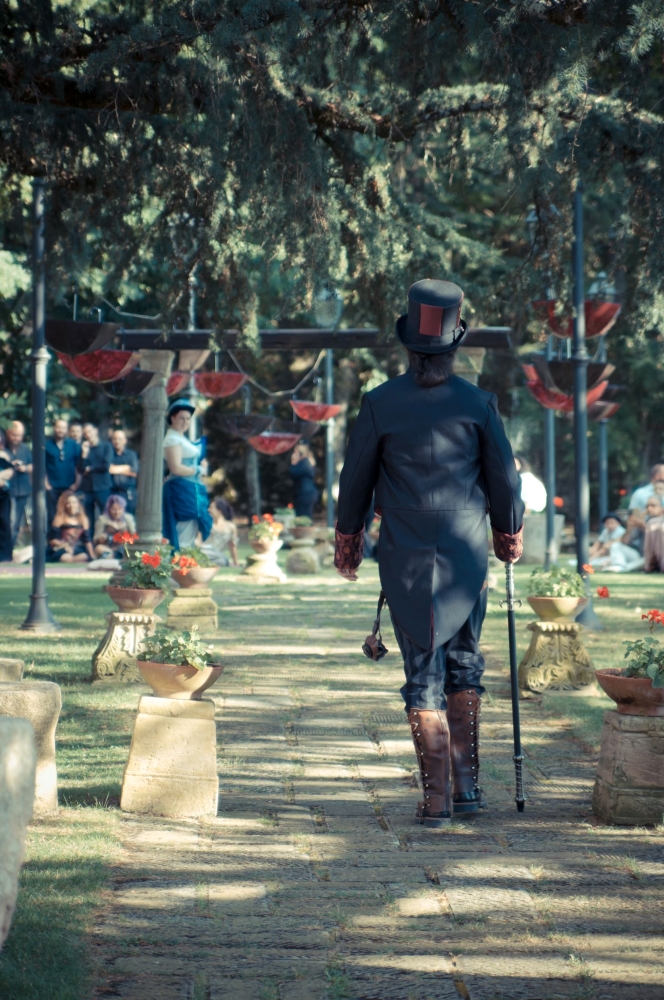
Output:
[516, 800, 525, 813]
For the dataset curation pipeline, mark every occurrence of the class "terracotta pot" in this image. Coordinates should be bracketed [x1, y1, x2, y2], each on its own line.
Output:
[290, 526, 317, 540]
[527, 595, 588, 623]
[137, 660, 224, 700]
[596, 668, 664, 717]
[172, 566, 219, 589]
[105, 586, 165, 612]
[250, 538, 283, 554]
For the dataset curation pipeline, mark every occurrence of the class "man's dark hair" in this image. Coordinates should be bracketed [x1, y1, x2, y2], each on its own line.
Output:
[407, 349, 455, 388]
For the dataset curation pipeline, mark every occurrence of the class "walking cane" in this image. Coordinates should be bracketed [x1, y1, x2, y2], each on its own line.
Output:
[501, 562, 526, 812]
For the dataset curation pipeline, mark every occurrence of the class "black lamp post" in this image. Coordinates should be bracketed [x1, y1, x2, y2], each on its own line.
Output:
[314, 287, 343, 528]
[21, 179, 58, 632]
[572, 183, 601, 629]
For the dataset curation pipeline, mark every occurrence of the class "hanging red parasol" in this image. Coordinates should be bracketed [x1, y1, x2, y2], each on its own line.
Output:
[522, 365, 609, 412]
[247, 432, 301, 455]
[532, 300, 622, 339]
[57, 349, 139, 383]
[166, 372, 191, 396]
[193, 372, 247, 398]
[290, 401, 341, 422]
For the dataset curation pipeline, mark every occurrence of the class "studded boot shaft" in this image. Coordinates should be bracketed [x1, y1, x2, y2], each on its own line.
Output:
[407, 708, 451, 827]
[446, 690, 483, 813]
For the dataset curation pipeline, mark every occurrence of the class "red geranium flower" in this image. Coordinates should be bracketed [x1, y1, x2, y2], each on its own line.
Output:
[642, 609, 664, 626]
[597, 586, 610, 599]
[252, 515, 259, 524]
[553, 496, 564, 508]
[141, 552, 161, 568]
[582, 564, 594, 574]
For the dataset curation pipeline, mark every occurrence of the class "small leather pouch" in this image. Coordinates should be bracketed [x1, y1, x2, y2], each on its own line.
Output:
[362, 590, 389, 661]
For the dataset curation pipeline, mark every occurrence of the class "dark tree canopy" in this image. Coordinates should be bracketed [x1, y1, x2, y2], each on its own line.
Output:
[2, 0, 664, 507]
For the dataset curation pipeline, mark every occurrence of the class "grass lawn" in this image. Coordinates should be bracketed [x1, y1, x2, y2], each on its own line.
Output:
[0, 559, 661, 998]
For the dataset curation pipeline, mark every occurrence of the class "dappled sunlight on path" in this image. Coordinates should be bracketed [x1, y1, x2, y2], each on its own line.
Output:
[88, 566, 664, 1000]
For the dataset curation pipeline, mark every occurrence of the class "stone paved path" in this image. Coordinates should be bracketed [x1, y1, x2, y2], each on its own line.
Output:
[91, 572, 664, 999]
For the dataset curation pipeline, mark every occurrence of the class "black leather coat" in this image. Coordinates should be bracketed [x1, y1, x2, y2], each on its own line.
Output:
[336, 372, 524, 650]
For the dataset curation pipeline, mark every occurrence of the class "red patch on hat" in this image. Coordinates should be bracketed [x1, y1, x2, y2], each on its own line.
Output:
[418, 304, 443, 337]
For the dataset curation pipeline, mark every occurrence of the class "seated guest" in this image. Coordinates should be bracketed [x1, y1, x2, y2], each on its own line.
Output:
[623, 495, 664, 556]
[590, 511, 644, 572]
[78, 422, 114, 528]
[45, 418, 81, 524]
[0, 433, 14, 562]
[199, 498, 239, 566]
[514, 455, 547, 513]
[47, 491, 94, 563]
[628, 464, 664, 515]
[643, 496, 664, 572]
[109, 429, 139, 514]
[93, 494, 137, 558]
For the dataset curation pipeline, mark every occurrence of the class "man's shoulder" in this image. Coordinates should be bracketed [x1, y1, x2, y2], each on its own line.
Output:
[448, 374, 494, 405]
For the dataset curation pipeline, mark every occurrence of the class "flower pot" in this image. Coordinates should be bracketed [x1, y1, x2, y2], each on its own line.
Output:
[290, 526, 317, 540]
[250, 539, 283, 554]
[595, 668, 664, 717]
[137, 660, 224, 700]
[527, 596, 588, 623]
[105, 586, 165, 612]
[172, 566, 219, 589]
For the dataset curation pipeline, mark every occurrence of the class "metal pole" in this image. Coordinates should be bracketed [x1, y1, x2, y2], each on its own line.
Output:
[325, 348, 335, 528]
[243, 385, 261, 518]
[597, 336, 609, 521]
[21, 179, 58, 632]
[543, 335, 556, 569]
[187, 275, 198, 441]
[572, 182, 602, 629]
[503, 563, 525, 812]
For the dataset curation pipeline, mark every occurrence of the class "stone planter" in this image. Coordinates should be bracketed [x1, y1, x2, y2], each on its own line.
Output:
[250, 538, 283, 555]
[290, 526, 317, 540]
[172, 566, 219, 589]
[595, 668, 664, 717]
[136, 660, 224, 700]
[105, 586, 165, 613]
[527, 595, 588, 623]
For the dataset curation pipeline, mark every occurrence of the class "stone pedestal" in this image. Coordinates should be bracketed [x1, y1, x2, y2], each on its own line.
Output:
[0, 658, 24, 682]
[592, 711, 664, 825]
[521, 512, 566, 564]
[518, 621, 594, 692]
[91, 612, 159, 682]
[286, 537, 320, 575]
[166, 587, 218, 632]
[0, 717, 36, 949]
[0, 681, 61, 815]
[120, 695, 218, 817]
[242, 550, 287, 583]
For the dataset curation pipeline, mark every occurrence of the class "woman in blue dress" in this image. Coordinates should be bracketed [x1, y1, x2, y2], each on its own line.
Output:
[289, 442, 319, 518]
[162, 399, 212, 551]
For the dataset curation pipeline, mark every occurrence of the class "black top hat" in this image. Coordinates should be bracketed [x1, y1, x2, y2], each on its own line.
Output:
[395, 279, 467, 355]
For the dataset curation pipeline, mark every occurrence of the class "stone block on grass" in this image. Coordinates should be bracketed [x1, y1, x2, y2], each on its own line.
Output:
[592, 710, 664, 825]
[121, 695, 218, 818]
[0, 717, 36, 950]
[0, 681, 61, 815]
[0, 659, 24, 683]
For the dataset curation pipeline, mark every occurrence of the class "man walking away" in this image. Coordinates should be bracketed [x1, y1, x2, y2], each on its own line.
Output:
[6, 421, 32, 548]
[334, 279, 524, 827]
[45, 419, 81, 525]
[109, 429, 139, 514]
[78, 423, 113, 528]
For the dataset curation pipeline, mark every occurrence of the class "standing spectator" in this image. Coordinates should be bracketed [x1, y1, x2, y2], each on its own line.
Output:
[289, 442, 319, 518]
[0, 430, 14, 562]
[45, 418, 81, 524]
[68, 420, 84, 445]
[109, 429, 139, 514]
[6, 420, 32, 547]
[628, 464, 664, 514]
[78, 423, 113, 528]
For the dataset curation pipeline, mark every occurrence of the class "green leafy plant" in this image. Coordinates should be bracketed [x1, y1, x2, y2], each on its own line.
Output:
[622, 609, 664, 687]
[121, 545, 173, 590]
[248, 514, 284, 542]
[293, 515, 313, 526]
[173, 546, 212, 569]
[527, 565, 586, 599]
[138, 627, 215, 671]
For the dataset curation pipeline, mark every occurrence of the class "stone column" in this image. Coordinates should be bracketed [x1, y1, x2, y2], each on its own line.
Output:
[136, 350, 174, 546]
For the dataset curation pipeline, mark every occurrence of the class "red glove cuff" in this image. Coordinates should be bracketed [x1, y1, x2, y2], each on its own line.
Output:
[334, 524, 365, 574]
[492, 525, 524, 563]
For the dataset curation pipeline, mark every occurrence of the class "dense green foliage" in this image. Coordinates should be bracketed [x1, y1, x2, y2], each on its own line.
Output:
[527, 563, 587, 598]
[3, 1, 664, 510]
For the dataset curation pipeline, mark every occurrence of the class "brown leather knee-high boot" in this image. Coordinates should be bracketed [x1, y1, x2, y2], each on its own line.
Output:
[446, 690, 484, 813]
[408, 708, 451, 827]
